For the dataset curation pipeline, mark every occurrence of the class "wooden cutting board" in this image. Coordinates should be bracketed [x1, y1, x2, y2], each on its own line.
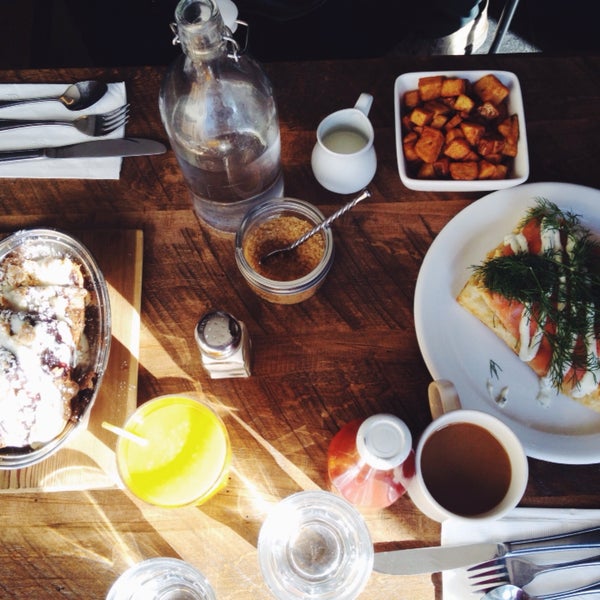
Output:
[0, 229, 143, 492]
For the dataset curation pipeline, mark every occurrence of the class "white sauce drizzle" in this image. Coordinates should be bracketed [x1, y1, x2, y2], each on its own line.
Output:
[503, 233, 528, 254]
[536, 375, 554, 407]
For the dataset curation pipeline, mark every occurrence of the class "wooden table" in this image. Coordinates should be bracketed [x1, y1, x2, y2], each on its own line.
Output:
[0, 53, 599, 599]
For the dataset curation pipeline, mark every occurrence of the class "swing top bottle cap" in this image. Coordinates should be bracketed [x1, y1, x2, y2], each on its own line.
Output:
[356, 414, 412, 470]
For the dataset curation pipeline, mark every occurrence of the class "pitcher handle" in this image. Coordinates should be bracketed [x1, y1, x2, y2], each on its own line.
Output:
[428, 380, 462, 419]
[354, 93, 373, 116]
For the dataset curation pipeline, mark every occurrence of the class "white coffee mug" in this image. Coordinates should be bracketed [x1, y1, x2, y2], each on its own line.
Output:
[311, 93, 377, 194]
[405, 380, 528, 523]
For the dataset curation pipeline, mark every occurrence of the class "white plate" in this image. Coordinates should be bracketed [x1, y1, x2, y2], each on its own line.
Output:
[414, 182, 600, 465]
[394, 70, 529, 191]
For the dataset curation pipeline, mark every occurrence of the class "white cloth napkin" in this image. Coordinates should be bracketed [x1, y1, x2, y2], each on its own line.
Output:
[0, 82, 127, 179]
[442, 507, 600, 599]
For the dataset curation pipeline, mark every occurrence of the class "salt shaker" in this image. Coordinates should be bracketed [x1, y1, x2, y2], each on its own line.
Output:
[195, 310, 251, 378]
[327, 414, 415, 509]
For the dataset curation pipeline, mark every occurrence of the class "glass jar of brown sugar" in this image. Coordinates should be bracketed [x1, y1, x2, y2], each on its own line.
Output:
[235, 198, 334, 304]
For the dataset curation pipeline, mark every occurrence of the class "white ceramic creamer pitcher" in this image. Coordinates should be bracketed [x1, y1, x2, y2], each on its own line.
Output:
[311, 93, 377, 194]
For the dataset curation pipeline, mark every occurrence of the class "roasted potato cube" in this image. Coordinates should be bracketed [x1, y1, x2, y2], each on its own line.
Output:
[402, 114, 413, 131]
[410, 106, 433, 127]
[418, 76, 444, 101]
[441, 77, 466, 97]
[502, 141, 518, 157]
[460, 121, 486, 146]
[477, 136, 505, 157]
[498, 115, 520, 145]
[492, 164, 508, 179]
[477, 101, 501, 120]
[431, 114, 449, 129]
[424, 100, 452, 116]
[415, 126, 445, 163]
[473, 74, 509, 105]
[449, 161, 479, 180]
[403, 89, 420, 108]
[453, 93, 475, 113]
[403, 133, 420, 162]
[433, 157, 450, 177]
[445, 127, 465, 143]
[444, 138, 472, 160]
[417, 162, 436, 178]
[484, 153, 504, 164]
[404, 131, 418, 144]
[444, 113, 463, 131]
[478, 160, 498, 179]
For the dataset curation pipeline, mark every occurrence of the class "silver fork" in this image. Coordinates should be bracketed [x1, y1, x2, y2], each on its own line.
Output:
[0, 104, 129, 136]
[469, 552, 600, 593]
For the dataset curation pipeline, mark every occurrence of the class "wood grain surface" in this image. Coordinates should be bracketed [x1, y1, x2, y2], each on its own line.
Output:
[0, 53, 598, 599]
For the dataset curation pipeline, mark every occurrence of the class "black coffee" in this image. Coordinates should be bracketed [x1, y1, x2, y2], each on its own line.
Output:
[420, 422, 511, 516]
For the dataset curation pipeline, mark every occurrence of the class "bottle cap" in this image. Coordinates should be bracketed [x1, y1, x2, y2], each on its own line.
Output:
[356, 414, 412, 470]
[195, 310, 241, 359]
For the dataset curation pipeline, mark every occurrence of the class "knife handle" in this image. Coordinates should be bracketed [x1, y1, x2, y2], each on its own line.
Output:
[0, 148, 45, 162]
[508, 524, 600, 554]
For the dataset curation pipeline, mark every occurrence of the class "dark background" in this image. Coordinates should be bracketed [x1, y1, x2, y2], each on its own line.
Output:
[0, 0, 597, 70]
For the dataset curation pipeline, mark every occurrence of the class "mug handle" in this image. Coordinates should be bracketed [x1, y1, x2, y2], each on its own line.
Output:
[428, 380, 462, 419]
[354, 93, 373, 117]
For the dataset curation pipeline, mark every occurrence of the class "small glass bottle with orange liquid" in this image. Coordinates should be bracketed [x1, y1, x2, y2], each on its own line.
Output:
[327, 414, 415, 510]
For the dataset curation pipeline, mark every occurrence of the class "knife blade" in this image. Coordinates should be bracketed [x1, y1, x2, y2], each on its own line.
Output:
[0, 137, 167, 162]
[373, 542, 501, 575]
[373, 524, 600, 575]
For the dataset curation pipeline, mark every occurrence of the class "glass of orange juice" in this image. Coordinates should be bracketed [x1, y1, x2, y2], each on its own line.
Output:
[116, 395, 231, 508]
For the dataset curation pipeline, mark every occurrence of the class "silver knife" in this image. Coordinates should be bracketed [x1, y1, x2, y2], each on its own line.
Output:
[0, 137, 167, 162]
[373, 525, 600, 575]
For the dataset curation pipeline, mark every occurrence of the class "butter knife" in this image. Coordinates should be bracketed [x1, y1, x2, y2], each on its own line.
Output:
[373, 524, 600, 575]
[0, 137, 167, 162]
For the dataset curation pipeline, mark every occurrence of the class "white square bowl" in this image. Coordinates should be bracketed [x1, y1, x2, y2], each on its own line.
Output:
[394, 70, 529, 192]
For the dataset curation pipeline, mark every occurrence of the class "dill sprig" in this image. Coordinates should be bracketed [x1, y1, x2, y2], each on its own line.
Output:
[472, 199, 600, 391]
[489, 359, 503, 380]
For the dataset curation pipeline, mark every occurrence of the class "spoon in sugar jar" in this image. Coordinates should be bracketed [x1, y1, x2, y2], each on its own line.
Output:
[259, 188, 371, 265]
[0, 80, 108, 111]
[482, 580, 600, 600]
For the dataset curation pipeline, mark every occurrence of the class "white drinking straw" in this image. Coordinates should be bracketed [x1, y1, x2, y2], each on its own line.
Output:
[101, 421, 149, 447]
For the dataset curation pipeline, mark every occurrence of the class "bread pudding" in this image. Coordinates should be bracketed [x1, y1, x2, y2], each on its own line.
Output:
[0, 246, 93, 449]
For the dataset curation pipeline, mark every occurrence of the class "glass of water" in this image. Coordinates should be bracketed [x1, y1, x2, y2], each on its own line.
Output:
[106, 557, 216, 600]
[257, 490, 374, 599]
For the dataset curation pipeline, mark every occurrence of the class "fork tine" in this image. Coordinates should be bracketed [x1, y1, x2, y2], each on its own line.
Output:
[98, 114, 129, 136]
[468, 565, 507, 579]
[472, 583, 508, 595]
[103, 104, 130, 119]
[100, 106, 129, 125]
[101, 110, 129, 128]
[470, 574, 510, 588]
[467, 557, 505, 572]
[97, 106, 130, 135]
[467, 558, 510, 592]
